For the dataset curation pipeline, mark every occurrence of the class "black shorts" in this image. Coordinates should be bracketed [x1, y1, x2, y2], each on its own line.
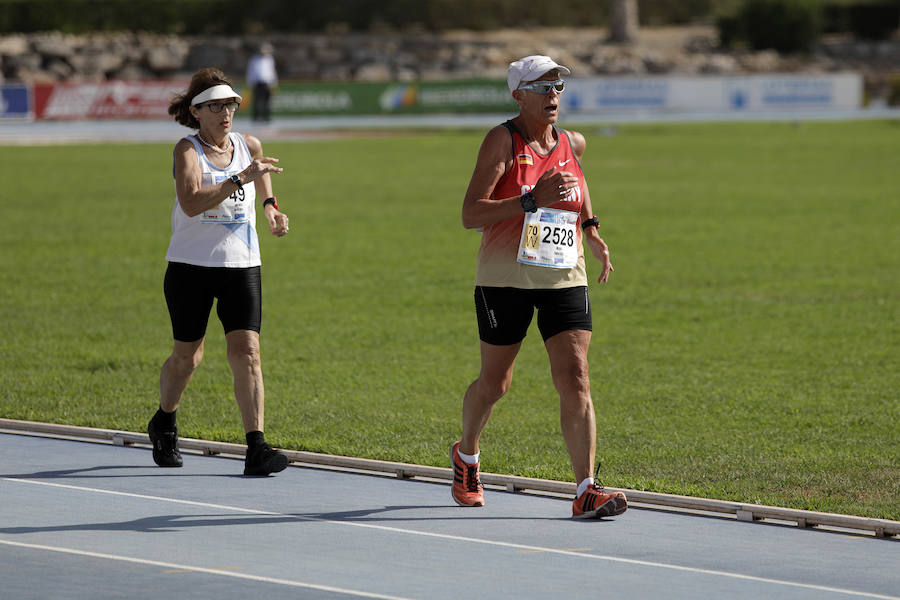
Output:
[164, 262, 262, 342]
[474, 285, 592, 346]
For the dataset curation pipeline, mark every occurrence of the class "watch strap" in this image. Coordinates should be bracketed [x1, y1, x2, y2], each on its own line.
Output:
[581, 216, 600, 231]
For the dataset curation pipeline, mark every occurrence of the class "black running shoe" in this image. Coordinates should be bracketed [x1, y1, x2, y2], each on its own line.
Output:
[244, 442, 288, 476]
[148, 417, 183, 468]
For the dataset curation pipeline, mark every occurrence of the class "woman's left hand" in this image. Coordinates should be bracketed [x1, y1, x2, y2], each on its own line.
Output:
[265, 206, 289, 237]
[585, 232, 614, 283]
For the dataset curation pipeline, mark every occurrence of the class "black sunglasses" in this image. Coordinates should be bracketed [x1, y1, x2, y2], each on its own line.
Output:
[199, 101, 240, 113]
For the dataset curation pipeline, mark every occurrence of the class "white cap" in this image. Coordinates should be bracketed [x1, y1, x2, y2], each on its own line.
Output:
[191, 84, 243, 106]
[507, 55, 571, 93]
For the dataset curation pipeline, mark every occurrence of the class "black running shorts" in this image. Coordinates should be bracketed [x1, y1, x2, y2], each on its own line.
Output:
[164, 262, 262, 342]
[474, 285, 592, 346]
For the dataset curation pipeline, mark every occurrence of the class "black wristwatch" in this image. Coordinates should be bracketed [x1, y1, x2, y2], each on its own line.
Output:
[520, 191, 537, 213]
[581, 216, 600, 231]
[229, 174, 242, 190]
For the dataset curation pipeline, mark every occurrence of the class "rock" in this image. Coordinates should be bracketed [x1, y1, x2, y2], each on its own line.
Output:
[145, 43, 188, 74]
[44, 57, 75, 79]
[31, 33, 74, 60]
[14, 67, 57, 84]
[0, 27, 896, 89]
[738, 50, 781, 72]
[0, 34, 29, 56]
[108, 64, 147, 80]
[684, 35, 717, 55]
[320, 64, 353, 81]
[642, 50, 676, 74]
[355, 62, 392, 81]
[700, 54, 738, 74]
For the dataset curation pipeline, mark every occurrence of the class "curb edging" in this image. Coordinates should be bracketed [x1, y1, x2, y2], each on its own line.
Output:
[1, 418, 896, 539]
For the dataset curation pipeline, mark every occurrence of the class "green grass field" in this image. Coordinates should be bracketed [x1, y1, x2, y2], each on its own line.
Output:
[1, 120, 897, 519]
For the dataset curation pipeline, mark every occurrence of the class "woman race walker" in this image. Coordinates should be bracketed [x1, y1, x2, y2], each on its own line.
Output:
[149, 68, 290, 476]
[452, 56, 627, 518]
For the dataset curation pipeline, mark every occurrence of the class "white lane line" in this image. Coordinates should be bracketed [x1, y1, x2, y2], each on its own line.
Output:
[0, 538, 412, 600]
[3, 477, 897, 600]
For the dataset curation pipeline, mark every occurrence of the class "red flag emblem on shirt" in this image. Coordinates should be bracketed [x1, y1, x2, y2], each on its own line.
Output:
[517, 153, 533, 166]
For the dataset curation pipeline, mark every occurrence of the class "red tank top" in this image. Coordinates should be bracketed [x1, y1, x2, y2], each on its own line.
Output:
[475, 120, 588, 289]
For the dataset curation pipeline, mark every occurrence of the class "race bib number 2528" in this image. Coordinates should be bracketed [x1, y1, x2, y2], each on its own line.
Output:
[517, 207, 579, 269]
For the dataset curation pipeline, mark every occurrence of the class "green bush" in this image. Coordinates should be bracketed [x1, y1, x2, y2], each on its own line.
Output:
[823, 1, 900, 39]
[718, 0, 823, 52]
[888, 75, 900, 106]
[847, 1, 900, 39]
[0, 0, 770, 34]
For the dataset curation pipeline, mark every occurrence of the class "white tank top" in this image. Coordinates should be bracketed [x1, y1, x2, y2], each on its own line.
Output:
[165, 132, 260, 268]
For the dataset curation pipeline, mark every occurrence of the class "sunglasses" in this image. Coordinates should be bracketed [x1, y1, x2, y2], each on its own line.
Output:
[517, 80, 566, 94]
[199, 101, 240, 113]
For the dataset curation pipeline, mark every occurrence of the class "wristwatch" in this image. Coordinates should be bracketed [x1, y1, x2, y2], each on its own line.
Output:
[229, 174, 242, 190]
[520, 191, 537, 213]
[581, 216, 600, 231]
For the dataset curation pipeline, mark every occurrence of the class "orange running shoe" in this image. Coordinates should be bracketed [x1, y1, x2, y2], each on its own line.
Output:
[450, 441, 484, 507]
[572, 484, 627, 519]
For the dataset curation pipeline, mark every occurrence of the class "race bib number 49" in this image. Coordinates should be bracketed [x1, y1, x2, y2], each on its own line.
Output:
[200, 173, 248, 224]
[517, 207, 579, 269]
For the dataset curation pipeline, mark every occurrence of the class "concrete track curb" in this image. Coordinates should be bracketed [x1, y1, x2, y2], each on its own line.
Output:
[2, 418, 897, 539]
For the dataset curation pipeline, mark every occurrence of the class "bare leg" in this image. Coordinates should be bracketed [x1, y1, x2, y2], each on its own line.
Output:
[460, 341, 521, 455]
[226, 329, 264, 433]
[545, 329, 595, 483]
[159, 339, 205, 412]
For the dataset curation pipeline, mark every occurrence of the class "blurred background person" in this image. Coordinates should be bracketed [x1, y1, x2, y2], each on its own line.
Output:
[246, 42, 278, 122]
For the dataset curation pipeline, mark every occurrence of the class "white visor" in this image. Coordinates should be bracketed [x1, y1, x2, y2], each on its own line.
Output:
[191, 84, 243, 106]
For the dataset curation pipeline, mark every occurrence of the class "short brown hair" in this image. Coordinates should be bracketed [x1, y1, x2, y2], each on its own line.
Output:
[168, 68, 233, 129]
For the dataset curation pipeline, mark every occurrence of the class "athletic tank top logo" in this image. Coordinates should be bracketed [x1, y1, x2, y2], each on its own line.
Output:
[520, 183, 581, 205]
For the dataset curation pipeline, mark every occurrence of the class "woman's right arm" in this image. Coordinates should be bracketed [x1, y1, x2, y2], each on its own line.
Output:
[461, 126, 580, 230]
[173, 139, 282, 218]
[173, 139, 237, 217]
[461, 126, 516, 230]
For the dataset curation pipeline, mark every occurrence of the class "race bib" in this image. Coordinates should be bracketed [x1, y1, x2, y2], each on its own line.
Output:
[517, 207, 579, 269]
[200, 173, 249, 224]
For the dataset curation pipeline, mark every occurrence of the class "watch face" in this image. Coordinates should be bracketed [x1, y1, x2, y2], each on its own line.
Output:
[522, 192, 536, 211]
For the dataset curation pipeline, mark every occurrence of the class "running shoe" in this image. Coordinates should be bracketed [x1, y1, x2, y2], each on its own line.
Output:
[244, 442, 289, 476]
[147, 417, 182, 468]
[572, 484, 627, 519]
[450, 441, 484, 507]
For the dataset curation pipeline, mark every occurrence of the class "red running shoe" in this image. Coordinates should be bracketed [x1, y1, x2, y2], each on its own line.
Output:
[572, 484, 627, 519]
[450, 441, 484, 507]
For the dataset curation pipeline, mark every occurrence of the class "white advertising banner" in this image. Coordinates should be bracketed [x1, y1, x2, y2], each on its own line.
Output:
[33, 80, 189, 119]
[563, 73, 862, 114]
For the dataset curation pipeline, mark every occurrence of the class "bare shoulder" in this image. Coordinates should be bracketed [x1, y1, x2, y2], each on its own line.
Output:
[173, 137, 196, 162]
[483, 124, 511, 148]
[174, 137, 194, 153]
[478, 124, 514, 163]
[564, 129, 587, 160]
[242, 134, 263, 158]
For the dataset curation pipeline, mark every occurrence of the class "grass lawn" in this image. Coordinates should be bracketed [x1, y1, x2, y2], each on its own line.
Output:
[1, 119, 897, 519]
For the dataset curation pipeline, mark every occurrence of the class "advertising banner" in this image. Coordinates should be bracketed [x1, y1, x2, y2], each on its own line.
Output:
[1, 85, 31, 120]
[21, 73, 862, 120]
[269, 80, 515, 116]
[33, 80, 189, 119]
[563, 73, 862, 114]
